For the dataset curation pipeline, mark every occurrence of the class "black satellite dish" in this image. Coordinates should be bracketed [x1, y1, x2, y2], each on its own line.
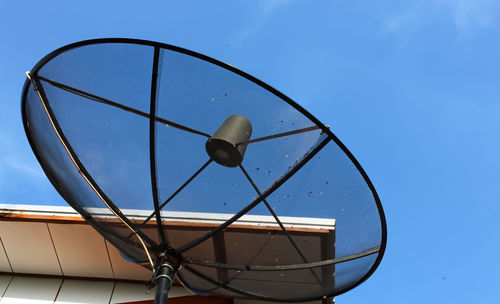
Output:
[21, 38, 386, 304]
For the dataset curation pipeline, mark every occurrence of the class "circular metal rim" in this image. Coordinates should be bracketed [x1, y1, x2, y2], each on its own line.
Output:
[21, 37, 387, 302]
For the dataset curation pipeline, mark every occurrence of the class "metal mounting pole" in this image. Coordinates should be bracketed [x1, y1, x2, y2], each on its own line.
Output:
[151, 252, 179, 304]
[154, 262, 176, 304]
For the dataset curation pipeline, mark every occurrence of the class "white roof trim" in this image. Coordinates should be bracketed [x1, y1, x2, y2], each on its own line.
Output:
[0, 204, 335, 230]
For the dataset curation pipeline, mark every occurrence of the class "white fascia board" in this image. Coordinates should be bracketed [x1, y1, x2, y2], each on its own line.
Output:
[0, 204, 335, 230]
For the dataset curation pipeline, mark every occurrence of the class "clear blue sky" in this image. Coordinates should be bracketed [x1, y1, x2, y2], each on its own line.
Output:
[1, 1, 500, 303]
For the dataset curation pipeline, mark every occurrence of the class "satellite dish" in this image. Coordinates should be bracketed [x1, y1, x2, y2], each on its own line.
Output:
[21, 38, 386, 303]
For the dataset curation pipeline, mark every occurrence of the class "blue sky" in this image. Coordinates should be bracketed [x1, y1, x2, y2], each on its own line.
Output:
[1, 0, 500, 303]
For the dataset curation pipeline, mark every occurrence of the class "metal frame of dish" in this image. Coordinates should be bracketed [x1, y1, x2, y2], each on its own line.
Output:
[21, 38, 387, 303]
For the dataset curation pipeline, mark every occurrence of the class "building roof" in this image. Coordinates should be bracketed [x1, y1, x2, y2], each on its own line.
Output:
[0, 204, 331, 303]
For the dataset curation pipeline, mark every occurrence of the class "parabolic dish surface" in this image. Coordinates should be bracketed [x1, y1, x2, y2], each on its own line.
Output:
[22, 39, 386, 302]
